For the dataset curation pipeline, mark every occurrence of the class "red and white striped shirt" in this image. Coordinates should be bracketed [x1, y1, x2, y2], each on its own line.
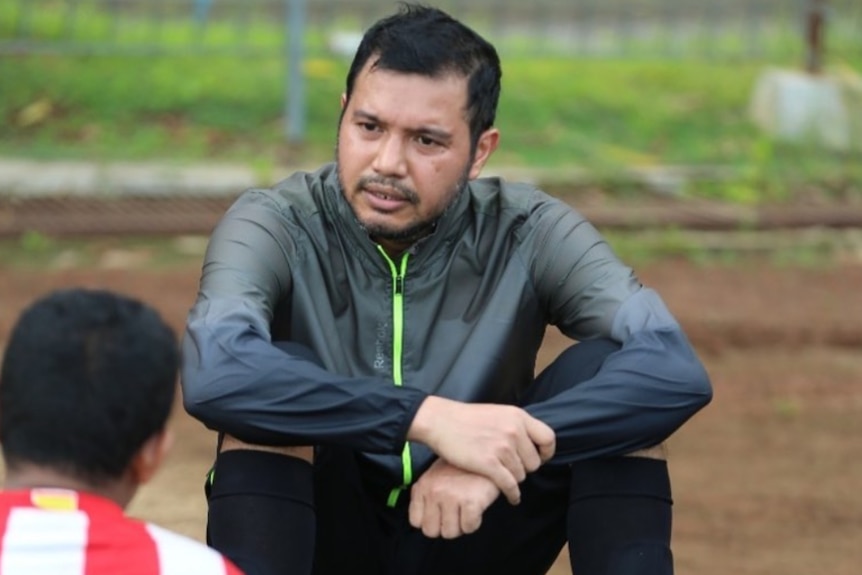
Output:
[0, 488, 243, 575]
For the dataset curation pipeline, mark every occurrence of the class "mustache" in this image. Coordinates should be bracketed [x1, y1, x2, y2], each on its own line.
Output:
[357, 176, 419, 204]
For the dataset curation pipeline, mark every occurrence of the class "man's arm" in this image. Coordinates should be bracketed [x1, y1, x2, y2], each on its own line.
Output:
[524, 194, 713, 461]
[180, 189, 428, 453]
[182, 298, 428, 453]
[185, 301, 553, 501]
[182, 188, 554, 500]
[526, 288, 712, 462]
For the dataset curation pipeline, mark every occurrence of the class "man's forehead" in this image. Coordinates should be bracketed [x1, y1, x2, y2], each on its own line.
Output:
[352, 64, 470, 118]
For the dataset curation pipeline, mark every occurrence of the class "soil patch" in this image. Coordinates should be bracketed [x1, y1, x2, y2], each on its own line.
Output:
[1, 256, 859, 575]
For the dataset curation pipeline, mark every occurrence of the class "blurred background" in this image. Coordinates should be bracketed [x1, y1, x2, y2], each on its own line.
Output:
[2, 1, 860, 188]
[1, 2, 861, 574]
[2, 0, 861, 234]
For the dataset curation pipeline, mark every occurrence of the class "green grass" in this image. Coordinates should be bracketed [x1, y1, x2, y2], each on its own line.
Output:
[2, 2, 862, 202]
[0, 232, 208, 269]
[603, 228, 852, 268]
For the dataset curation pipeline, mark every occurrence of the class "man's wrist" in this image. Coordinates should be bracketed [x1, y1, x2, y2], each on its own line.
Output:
[407, 395, 457, 447]
[407, 395, 436, 445]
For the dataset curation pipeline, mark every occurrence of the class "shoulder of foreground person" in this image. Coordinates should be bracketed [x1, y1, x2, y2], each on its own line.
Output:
[142, 523, 244, 574]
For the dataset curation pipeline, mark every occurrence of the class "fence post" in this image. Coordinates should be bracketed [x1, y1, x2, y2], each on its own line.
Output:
[285, 0, 307, 143]
[804, 0, 826, 74]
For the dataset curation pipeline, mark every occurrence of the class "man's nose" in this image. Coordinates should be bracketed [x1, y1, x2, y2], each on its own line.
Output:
[372, 134, 407, 177]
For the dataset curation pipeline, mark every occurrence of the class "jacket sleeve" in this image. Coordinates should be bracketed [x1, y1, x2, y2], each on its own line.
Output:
[523, 194, 712, 462]
[180, 190, 427, 453]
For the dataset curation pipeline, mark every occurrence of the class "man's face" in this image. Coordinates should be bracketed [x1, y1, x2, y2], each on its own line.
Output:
[337, 62, 498, 254]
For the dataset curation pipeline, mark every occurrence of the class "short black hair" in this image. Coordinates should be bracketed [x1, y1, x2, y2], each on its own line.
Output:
[344, 3, 502, 149]
[0, 288, 179, 485]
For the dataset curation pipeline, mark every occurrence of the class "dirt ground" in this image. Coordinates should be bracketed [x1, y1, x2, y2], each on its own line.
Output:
[0, 250, 860, 575]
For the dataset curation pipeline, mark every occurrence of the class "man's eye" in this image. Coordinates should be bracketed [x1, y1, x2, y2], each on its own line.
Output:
[359, 122, 380, 132]
[417, 136, 439, 147]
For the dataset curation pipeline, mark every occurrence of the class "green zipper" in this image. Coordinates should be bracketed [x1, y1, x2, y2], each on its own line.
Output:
[377, 247, 412, 507]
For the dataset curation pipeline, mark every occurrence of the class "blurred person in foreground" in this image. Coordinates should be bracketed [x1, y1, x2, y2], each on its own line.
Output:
[181, 4, 713, 574]
[0, 288, 242, 575]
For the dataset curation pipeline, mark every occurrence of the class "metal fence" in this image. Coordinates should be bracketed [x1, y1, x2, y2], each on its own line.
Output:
[3, 0, 860, 59]
[2, 0, 860, 141]
[2, 1, 861, 236]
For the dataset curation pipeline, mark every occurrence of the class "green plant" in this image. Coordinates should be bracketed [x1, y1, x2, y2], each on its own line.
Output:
[19, 230, 54, 253]
[2, 3, 861, 203]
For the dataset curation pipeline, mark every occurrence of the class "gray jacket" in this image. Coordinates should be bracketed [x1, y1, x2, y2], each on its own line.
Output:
[181, 163, 712, 488]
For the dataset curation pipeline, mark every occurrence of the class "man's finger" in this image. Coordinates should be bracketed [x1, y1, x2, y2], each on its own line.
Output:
[500, 448, 527, 483]
[515, 431, 542, 474]
[422, 502, 442, 538]
[525, 417, 556, 462]
[440, 501, 462, 539]
[489, 467, 521, 505]
[408, 490, 425, 529]
[460, 502, 482, 535]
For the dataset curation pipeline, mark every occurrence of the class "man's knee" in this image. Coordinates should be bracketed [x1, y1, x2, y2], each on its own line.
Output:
[206, 447, 316, 575]
[207, 446, 314, 504]
[219, 434, 314, 464]
[624, 442, 667, 461]
[526, 338, 622, 404]
[568, 457, 673, 575]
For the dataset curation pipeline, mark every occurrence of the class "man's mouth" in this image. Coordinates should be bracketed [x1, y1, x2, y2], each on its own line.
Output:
[364, 183, 406, 202]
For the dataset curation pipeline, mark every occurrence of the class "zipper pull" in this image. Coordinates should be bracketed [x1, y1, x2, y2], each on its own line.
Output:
[395, 275, 404, 295]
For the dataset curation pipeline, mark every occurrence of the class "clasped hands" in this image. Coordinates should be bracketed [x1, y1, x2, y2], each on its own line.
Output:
[406, 396, 556, 539]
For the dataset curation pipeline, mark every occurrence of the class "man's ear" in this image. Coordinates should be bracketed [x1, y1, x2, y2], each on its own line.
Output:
[341, 93, 347, 109]
[468, 128, 500, 180]
[129, 429, 173, 486]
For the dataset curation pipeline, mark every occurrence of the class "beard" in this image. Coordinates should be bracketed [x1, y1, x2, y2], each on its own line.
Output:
[335, 152, 471, 248]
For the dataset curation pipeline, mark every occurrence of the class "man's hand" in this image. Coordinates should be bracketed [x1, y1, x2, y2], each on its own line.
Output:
[409, 458, 500, 539]
[407, 396, 555, 505]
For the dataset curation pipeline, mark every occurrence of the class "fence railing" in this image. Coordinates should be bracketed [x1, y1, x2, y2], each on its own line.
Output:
[3, 0, 860, 59]
[2, 0, 860, 141]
